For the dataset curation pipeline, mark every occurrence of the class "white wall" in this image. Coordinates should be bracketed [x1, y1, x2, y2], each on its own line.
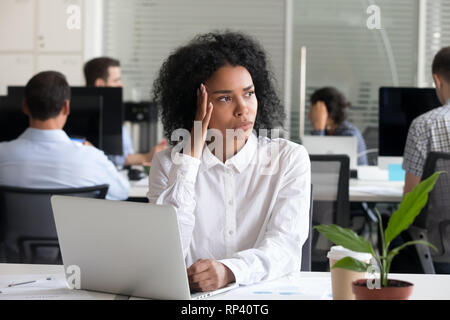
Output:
[0, 0, 102, 94]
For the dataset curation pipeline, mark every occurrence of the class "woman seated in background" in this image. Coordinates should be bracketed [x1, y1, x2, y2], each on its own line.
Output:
[308, 86, 368, 166]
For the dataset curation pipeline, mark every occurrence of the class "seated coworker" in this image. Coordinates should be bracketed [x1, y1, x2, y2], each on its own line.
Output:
[308, 87, 368, 165]
[83, 57, 167, 167]
[402, 46, 450, 274]
[148, 32, 311, 291]
[0, 71, 129, 200]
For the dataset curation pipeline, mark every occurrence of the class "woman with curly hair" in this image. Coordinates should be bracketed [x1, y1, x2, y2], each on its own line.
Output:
[148, 31, 311, 292]
[308, 87, 368, 165]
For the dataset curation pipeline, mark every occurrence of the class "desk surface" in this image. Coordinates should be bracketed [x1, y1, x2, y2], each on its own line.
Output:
[1, 264, 449, 300]
[126, 172, 404, 203]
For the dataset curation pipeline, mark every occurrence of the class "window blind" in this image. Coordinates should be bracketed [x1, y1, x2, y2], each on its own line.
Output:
[424, 0, 450, 86]
[103, 0, 286, 105]
[290, 0, 419, 142]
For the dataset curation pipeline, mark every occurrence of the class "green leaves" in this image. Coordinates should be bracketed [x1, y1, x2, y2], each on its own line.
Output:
[390, 240, 438, 257]
[314, 224, 374, 255]
[331, 256, 371, 273]
[384, 172, 442, 245]
[315, 171, 442, 281]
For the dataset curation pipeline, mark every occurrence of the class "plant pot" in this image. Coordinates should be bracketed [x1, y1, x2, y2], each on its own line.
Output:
[352, 279, 414, 300]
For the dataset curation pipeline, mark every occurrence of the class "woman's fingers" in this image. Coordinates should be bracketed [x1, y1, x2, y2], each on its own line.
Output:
[200, 84, 208, 119]
[189, 84, 213, 159]
[203, 102, 213, 133]
[195, 83, 208, 120]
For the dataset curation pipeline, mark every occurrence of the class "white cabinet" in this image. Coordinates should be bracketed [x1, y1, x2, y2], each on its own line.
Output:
[0, 0, 85, 92]
[0, 0, 35, 51]
[37, 55, 83, 85]
[0, 54, 34, 95]
[38, 0, 83, 53]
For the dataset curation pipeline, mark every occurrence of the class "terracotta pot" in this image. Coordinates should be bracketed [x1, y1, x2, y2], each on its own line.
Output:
[352, 279, 414, 300]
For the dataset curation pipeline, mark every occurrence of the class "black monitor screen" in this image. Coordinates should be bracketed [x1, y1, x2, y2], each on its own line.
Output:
[0, 96, 27, 141]
[379, 87, 441, 156]
[8, 86, 123, 155]
[64, 95, 103, 148]
[0, 95, 103, 148]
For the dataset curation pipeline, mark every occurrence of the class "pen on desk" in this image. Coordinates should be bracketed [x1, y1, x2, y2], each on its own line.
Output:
[8, 277, 53, 288]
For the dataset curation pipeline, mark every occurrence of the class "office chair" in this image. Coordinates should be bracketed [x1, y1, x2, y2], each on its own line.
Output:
[301, 185, 313, 272]
[309, 155, 350, 271]
[362, 126, 379, 166]
[0, 184, 109, 265]
[386, 152, 450, 274]
[410, 152, 450, 274]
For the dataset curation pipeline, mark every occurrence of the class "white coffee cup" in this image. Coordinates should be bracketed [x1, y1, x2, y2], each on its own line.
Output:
[327, 246, 372, 300]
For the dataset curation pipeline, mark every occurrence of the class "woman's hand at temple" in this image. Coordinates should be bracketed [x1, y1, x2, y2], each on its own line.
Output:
[189, 83, 214, 159]
[309, 100, 328, 131]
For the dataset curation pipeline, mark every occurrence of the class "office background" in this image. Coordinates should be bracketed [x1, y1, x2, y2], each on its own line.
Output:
[0, 0, 448, 148]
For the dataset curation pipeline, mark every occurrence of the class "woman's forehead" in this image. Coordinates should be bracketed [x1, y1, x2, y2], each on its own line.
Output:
[205, 65, 253, 91]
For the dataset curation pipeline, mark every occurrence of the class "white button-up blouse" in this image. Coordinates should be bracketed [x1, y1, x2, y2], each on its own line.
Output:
[147, 133, 311, 285]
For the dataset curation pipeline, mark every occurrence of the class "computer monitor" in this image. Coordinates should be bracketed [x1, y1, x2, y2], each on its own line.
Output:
[0, 95, 103, 149]
[8, 86, 123, 155]
[0, 95, 27, 141]
[65, 95, 103, 148]
[378, 87, 441, 168]
[301, 135, 358, 169]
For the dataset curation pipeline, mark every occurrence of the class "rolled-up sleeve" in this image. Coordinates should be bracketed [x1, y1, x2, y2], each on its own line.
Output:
[219, 147, 311, 285]
[147, 150, 201, 257]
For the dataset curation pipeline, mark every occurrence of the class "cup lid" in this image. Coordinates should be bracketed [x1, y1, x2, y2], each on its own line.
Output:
[327, 245, 372, 262]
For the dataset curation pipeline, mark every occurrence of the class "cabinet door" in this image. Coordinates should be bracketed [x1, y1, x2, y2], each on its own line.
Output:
[0, 54, 34, 95]
[0, 0, 35, 51]
[37, 55, 83, 85]
[37, 0, 83, 53]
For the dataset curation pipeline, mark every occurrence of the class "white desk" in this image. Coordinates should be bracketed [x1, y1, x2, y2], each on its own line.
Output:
[126, 176, 404, 203]
[349, 178, 403, 202]
[1, 264, 449, 300]
[128, 178, 150, 198]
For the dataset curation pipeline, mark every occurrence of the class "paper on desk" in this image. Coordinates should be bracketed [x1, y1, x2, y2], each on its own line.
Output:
[350, 185, 403, 197]
[0, 274, 112, 300]
[134, 177, 149, 187]
[211, 274, 332, 300]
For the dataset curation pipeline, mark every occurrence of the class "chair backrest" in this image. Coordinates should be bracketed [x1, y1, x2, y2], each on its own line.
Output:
[0, 184, 109, 264]
[362, 126, 378, 165]
[416, 152, 450, 264]
[301, 184, 313, 272]
[309, 154, 350, 271]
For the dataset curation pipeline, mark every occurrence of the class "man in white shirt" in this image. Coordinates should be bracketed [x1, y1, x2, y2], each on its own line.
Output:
[0, 71, 129, 200]
[83, 57, 166, 167]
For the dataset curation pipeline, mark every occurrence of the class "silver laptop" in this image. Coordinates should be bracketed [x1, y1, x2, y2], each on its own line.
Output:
[50, 196, 238, 300]
[301, 135, 358, 169]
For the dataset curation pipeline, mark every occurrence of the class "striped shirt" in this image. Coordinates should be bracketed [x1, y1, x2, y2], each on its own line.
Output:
[403, 100, 450, 177]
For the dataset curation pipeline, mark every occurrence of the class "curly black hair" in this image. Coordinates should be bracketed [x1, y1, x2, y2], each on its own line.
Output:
[310, 87, 350, 126]
[152, 31, 285, 144]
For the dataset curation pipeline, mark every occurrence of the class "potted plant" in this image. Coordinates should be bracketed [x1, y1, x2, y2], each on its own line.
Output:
[315, 171, 442, 300]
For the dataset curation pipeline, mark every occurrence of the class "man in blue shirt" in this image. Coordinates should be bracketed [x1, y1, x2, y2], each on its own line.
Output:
[83, 57, 166, 167]
[0, 71, 129, 200]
